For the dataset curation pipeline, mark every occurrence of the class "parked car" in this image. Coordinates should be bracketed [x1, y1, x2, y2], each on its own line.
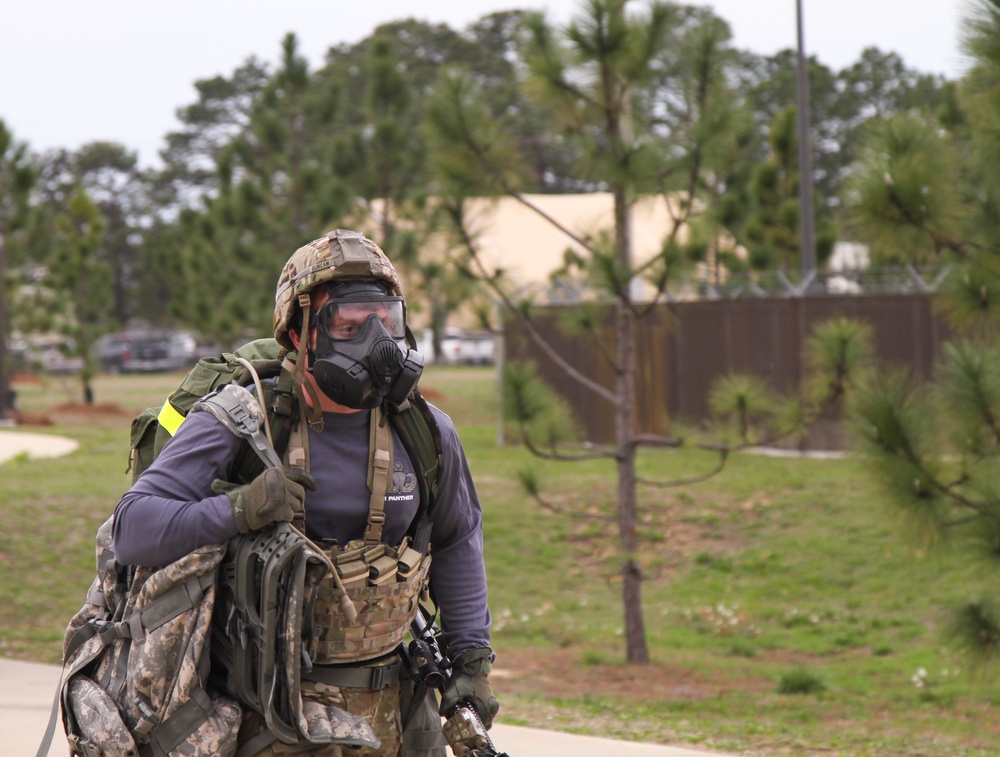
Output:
[96, 330, 199, 373]
[96, 333, 132, 374]
[10, 335, 85, 375]
[6, 338, 30, 375]
[417, 328, 496, 366]
[436, 328, 466, 365]
[458, 331, 496, 365]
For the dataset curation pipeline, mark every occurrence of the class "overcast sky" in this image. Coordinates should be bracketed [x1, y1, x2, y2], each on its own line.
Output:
[0, 0, 971, 169]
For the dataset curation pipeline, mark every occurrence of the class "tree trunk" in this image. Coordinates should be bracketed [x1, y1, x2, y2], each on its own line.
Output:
[431, 292, 447, 364]
[616, 298, 647, 664]
[613, 175, 649, 664]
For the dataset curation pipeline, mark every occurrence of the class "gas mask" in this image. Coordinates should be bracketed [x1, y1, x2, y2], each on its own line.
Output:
[308, 282, 424, 409]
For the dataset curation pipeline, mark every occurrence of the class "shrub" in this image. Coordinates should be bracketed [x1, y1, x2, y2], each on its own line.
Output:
[777, 668, 827, 695]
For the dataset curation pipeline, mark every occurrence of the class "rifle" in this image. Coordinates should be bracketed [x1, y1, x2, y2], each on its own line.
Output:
[399, 606, 510, 757]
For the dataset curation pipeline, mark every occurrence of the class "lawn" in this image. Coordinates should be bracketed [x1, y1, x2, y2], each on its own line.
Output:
[2, 366, 999, 756]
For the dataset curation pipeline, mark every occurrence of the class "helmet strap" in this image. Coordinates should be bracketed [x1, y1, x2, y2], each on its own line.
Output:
[295, 380, 325, 432]
[404, 324, 418, 350]
[292, 293, 325, 432]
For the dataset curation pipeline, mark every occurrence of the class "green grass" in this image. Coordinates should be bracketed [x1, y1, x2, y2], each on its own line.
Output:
[4, 366, 1000, 755]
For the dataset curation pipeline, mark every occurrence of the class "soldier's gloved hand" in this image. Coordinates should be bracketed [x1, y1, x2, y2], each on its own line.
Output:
[439, 647, 500, 730]
[223, 467, 316, 533]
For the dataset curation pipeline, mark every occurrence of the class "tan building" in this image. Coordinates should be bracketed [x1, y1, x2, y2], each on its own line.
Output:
[360, 192, 695, 329]
[452, 192, 687, 295]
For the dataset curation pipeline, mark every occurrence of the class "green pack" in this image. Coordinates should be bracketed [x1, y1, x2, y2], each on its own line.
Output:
[128, 339, 284, 482]
[127, 337, 442, 515]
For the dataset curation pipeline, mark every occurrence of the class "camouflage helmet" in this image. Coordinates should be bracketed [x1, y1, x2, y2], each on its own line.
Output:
[273, 229, 403, 349]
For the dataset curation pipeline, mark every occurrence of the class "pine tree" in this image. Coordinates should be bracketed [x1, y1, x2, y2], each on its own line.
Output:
[0, 120, 35, 419]
[48, 190, 108, 404]
[847, 0, 1000, 665]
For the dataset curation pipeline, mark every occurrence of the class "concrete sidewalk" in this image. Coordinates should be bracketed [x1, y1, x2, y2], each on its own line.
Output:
[0, 429, 78, 465]
[2, 658, 735, 757]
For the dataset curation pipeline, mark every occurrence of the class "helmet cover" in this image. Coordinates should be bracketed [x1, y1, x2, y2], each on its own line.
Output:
[273, 229, 402, 349]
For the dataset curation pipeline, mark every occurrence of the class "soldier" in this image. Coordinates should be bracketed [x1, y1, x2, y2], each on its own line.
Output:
[113, 229, 499, 756]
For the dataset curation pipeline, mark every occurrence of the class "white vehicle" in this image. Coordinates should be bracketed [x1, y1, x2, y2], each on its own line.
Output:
[413, 328, 495, 365]
[437, 328, 467, 365]
[15, 335, 85, 375]
[457, 331, 495, 365]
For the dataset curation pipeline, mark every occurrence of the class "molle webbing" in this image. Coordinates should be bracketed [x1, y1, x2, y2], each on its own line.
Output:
[313, 545, 430, 664]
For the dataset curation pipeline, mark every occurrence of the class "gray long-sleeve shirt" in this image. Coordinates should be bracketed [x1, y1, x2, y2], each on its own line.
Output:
[113, 403, 490, 655]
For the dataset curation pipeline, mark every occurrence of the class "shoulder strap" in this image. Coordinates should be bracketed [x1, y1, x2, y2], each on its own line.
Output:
[34, 684, 62, 757]
[363, 405, 394, 546]
[226, 361, 309, 531]
[229, 363, 298, 484]
[390, 389, 443, 551]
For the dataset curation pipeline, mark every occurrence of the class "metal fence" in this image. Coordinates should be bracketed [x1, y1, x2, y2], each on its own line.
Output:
[670, 265, 953, 300]
[503, 291, 951, 448]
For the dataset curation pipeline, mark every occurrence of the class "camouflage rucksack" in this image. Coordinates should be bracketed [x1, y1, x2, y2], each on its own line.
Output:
[45, 518, 241, 757]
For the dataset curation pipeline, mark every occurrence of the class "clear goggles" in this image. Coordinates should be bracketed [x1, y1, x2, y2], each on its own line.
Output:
[316, 295, 406, 341]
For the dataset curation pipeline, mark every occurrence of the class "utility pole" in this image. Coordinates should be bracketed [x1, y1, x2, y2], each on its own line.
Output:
[0, 229, 9, 424]
[795, 0, 817, 277]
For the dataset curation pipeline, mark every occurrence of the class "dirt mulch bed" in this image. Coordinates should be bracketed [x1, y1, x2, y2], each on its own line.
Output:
[493, 646, 737, 703]
[10, 402, 133, 428]
[8, 410, 54, 426]
[49, 402, 130, 415]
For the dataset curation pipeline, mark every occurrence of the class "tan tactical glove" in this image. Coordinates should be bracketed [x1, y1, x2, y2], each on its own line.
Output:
[224, 467, 316, 533]
[439, 647, 500, 729]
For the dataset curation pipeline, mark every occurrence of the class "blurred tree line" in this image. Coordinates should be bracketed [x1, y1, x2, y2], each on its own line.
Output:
[0, 5, 951, 369]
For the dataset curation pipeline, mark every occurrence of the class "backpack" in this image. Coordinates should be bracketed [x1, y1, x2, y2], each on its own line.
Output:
[127, 339, 284, 485]
[127, 338, 442, 515]
[45, 518, 242, 757]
